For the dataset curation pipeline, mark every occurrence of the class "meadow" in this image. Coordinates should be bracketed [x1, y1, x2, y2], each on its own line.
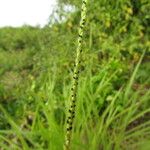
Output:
[0, 0, 150, 149]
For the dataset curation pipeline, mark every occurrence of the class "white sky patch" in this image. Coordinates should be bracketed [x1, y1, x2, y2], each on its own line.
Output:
[0, 0, 56, 27]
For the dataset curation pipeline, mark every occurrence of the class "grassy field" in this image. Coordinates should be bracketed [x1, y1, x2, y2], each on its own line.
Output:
[0, 0, 150, 149]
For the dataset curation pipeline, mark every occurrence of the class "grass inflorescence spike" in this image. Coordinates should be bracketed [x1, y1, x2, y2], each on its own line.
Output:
[64, 0, 88, 150]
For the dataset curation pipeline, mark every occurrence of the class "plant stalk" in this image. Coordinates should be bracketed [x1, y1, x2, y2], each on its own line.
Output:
[64, 0, 88, 150]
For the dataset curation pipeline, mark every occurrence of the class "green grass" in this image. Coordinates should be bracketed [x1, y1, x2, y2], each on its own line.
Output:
[0, 0, 150, 149]
[0, 52, 149, 149]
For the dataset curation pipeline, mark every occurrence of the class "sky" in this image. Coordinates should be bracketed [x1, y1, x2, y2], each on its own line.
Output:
[0, 0, 57, 27]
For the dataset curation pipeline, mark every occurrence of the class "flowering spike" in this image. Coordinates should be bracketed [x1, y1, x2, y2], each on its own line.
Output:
[64, 0, 88, 150]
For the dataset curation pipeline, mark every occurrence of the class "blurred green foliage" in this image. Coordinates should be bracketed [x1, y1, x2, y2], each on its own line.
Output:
[0, 0, 149, 121]
[0, 0, 149, 149]
[0, 26, 41, 51]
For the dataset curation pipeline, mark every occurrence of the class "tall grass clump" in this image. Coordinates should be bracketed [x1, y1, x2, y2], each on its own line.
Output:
[68, 52, 150, 150]
[64, 0, 88, 149]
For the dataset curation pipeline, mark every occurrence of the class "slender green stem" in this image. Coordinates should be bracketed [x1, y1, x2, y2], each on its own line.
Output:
[64, 0, 88, 150]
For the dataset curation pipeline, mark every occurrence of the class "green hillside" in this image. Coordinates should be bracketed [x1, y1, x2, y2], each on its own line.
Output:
[0, 0, 150, 149]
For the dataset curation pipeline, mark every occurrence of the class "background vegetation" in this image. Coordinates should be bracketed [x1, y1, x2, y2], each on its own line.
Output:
[0, 0, 150, 149]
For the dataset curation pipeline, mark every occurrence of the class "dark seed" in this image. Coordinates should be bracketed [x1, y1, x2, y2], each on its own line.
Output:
[83, 1, 86, 5]
[67, 128, 70, 131]
[80, 25, 83, 29]
[79, 34, 82, 38]
[78, 39, 82, 43]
